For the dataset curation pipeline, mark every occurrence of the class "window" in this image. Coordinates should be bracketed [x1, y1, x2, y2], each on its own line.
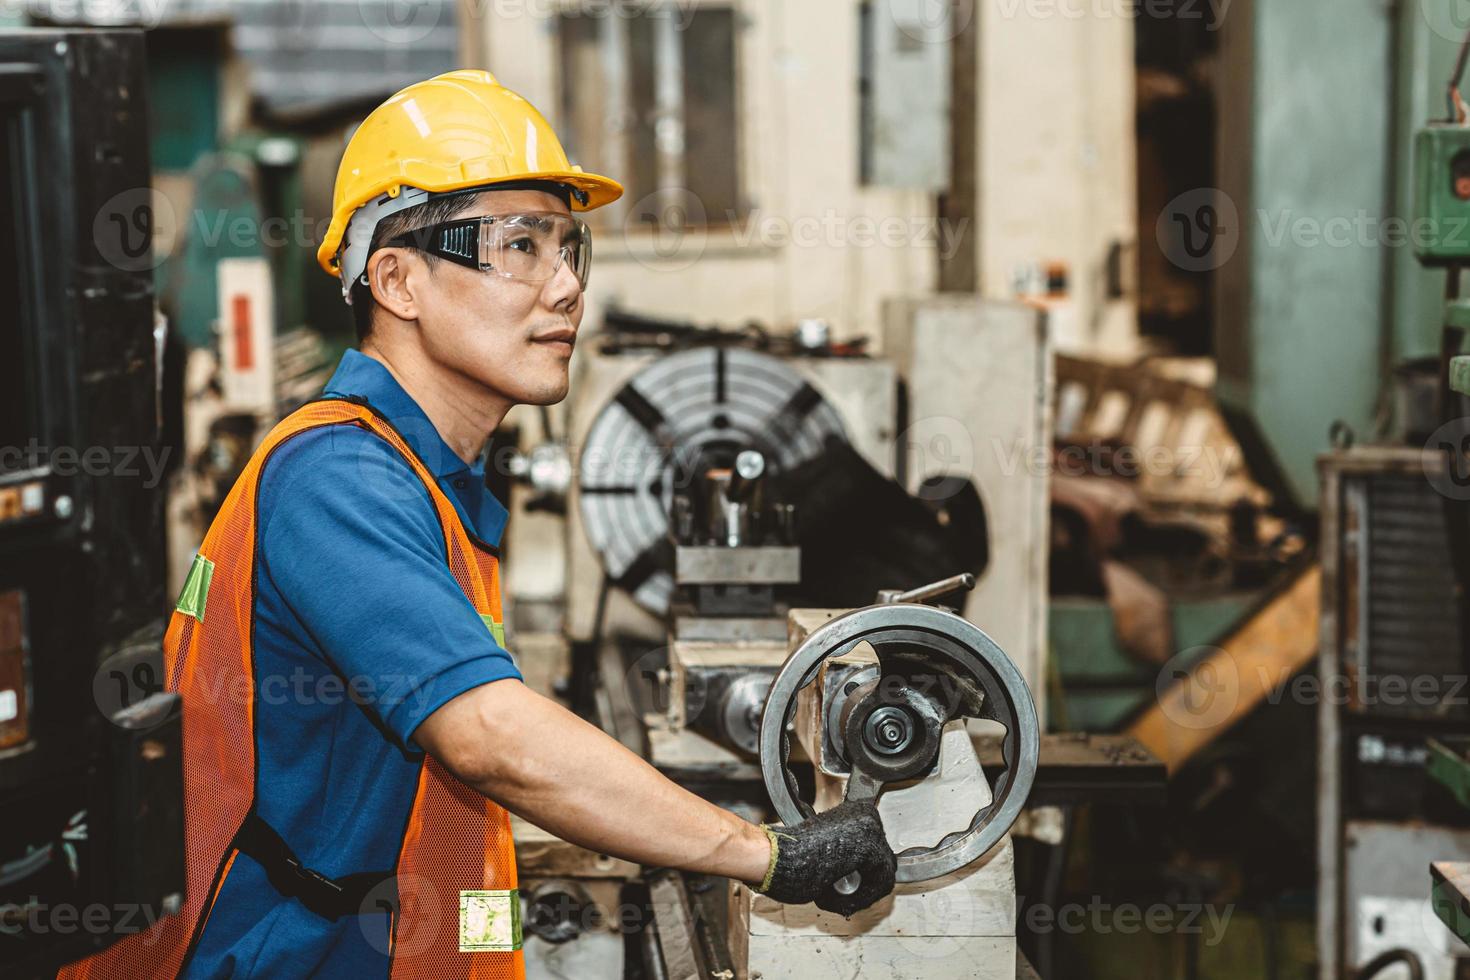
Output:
[557, 4, 741, 229]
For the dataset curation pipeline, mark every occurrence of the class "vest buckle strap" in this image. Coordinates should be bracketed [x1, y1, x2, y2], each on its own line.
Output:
[233, 810, 395, 920]
[286, 855, 345, 896]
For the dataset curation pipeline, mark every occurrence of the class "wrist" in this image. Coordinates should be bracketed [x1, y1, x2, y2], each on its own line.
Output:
[755, 825, 780, 892]
[728, 819, 775, 887]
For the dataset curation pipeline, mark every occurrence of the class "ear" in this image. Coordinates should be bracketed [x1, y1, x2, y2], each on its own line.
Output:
[366, 248, 421, 323]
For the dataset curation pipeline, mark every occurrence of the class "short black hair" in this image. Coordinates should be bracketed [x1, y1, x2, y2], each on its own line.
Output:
[349, 191, 482, 343]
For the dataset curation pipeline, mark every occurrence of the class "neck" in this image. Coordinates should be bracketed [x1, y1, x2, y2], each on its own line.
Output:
[359, 336, 511, 466]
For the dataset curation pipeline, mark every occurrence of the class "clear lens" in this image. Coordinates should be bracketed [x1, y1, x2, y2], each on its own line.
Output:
[481, 212, 592, 289]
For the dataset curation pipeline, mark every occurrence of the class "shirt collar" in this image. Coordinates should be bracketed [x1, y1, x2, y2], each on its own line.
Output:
[323, 348, 472, 480]
[321, 349, 509, 546]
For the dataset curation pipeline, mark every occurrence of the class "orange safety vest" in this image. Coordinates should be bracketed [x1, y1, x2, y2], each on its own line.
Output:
[60, 397, 524, 980]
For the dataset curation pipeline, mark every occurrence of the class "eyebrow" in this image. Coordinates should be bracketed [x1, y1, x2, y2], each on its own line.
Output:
[502, 214, 559, 232]
[499, 215, 582, 247]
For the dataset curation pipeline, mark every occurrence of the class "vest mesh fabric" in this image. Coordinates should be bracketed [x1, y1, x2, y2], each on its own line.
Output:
[59, 400, 523, 980]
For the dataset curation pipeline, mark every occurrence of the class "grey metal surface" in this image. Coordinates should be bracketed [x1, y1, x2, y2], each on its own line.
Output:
[1356, 474, 1464, 717]
[1214, 0, 1390, 508]
[716, 673, 769, 756]
[759, 603, 1040, 883]
[578, 346, 848, 615]
[673, 616, 788, 643]
[860, 0, 951, 190]
[1318, 450, 1470, 980]
[674, 545, 800, 585]
[1319, 457, 1347, 980]
[1344, 821, 1470, 978]
[886, 572, 976, 606]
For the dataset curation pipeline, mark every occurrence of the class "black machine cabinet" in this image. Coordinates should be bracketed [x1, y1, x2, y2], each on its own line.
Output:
[0, 29, 181, 976]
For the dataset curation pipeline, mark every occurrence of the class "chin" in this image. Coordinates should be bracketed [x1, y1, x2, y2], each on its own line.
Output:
[514, 377, 571, 407]
[472, 357, 570, 407]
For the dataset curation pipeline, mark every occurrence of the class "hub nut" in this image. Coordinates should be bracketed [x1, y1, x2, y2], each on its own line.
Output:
[864, 706, 914, 755]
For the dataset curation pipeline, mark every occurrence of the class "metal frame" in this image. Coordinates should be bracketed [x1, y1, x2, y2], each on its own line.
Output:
[759, 602, 1040, 883]
[1317, 447, 1467, 980]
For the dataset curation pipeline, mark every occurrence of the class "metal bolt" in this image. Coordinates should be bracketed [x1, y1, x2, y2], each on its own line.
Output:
[864, 706, 914, 756]
[734, 450, 765, 481]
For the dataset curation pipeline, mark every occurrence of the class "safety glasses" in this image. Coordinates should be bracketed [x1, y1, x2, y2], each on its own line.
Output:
[383, 211, 593, 290]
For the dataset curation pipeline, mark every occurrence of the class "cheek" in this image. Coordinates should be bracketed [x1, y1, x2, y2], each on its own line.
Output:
[435, 279, 534, 352]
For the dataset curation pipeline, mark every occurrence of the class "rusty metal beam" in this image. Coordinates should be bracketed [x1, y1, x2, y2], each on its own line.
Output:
[1126, 564, 1321, 774]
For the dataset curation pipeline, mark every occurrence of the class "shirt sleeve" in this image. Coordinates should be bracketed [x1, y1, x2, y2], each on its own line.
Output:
[255, 423, 523, 749]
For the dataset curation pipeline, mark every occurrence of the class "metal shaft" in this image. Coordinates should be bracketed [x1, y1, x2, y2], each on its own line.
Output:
[890, 573, 976, 605]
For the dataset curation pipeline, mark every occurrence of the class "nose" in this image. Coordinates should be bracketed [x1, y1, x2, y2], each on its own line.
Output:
[543, 248, 583, 312]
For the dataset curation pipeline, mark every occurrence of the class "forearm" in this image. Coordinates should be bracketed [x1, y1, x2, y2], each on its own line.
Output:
[415, 679, 772, 884]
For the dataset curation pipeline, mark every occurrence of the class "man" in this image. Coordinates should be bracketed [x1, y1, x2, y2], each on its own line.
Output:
[61, 71, 894, 980]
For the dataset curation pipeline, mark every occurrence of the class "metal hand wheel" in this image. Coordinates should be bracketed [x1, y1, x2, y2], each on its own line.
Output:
[758, 601, 1040, 884]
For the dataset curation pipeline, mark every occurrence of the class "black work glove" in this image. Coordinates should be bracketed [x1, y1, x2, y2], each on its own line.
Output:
[755, 800, 897, 917]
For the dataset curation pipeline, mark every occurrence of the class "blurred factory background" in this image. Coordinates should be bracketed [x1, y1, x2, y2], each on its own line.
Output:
[4, 1, 1470, 978]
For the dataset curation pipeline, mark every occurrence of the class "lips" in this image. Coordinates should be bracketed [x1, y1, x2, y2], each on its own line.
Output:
[532, 326, 577, 349]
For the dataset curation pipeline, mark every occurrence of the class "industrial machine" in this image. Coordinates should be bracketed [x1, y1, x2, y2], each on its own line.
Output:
[537, 299, 1053, 729]
[0, 29, 181, 976]
[1317, 450, 1470, 980]
[1311, 45, 1470, 980]
[733, 591, 1040, 978]
[1311, 47, 1470, 977]
[498, 298, 1059, 978]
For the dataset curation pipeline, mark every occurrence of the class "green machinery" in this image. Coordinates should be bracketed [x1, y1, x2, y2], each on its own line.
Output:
[1417, 99, 1470, 400]
[1428, 739, 1470, 946]
[1413, 31, 1470, 964]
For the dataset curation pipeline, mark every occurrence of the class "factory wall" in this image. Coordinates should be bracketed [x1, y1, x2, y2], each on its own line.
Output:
[468, 0, 1138, 356]
[977, 0, 1139, 358]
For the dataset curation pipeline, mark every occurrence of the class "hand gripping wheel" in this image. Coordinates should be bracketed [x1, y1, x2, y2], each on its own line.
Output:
[758, 601, 1041, 885]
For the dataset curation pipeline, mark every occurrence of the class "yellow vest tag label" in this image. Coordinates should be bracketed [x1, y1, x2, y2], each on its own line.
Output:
[459, 889, 521, 952]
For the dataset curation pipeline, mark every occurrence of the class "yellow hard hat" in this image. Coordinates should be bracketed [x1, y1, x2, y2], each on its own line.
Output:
[317, 69, 622, 292]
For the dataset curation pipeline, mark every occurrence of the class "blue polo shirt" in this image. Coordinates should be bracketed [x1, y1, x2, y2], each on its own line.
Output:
[186, 349, 523, 979]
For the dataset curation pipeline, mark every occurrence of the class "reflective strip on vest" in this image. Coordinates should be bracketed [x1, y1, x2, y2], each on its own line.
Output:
[479, 613, 506, 648]
[176, 553, 214, 622]
[58, 398, 523, 980]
